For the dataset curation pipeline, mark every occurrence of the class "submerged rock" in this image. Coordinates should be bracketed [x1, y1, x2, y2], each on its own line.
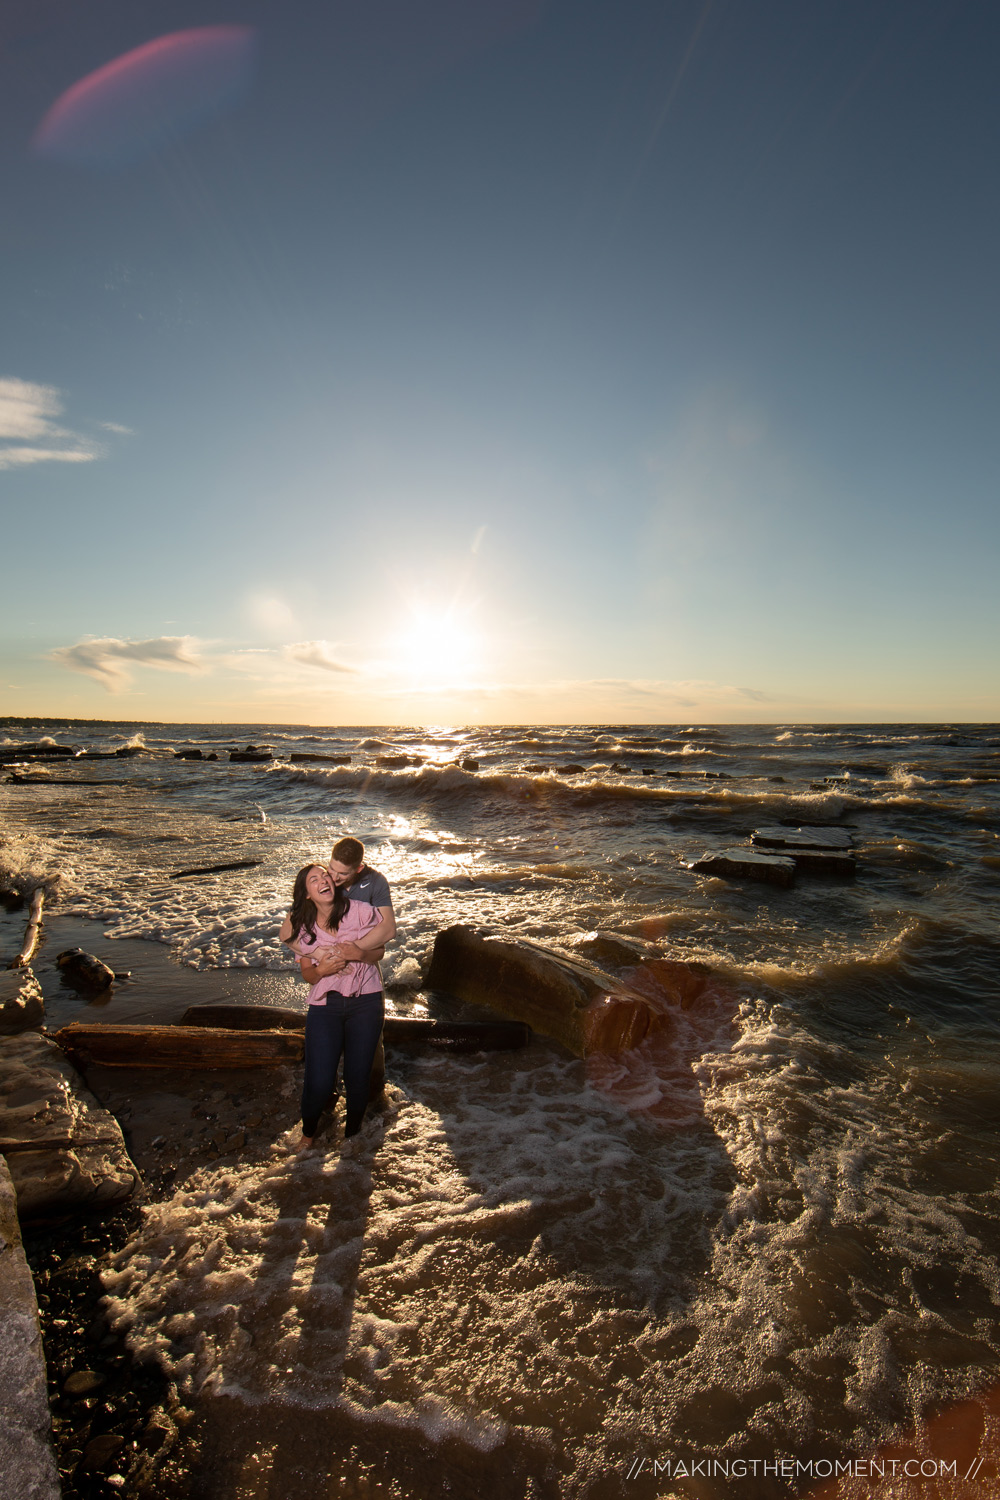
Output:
[784, 848, 856, 876]
[289, 752, 352, 764]
[566, 931, 658, 969]
[0, 1033, 139, 1221]
[0, 1157, 60, 1498]
[0, 969, 44, 1035]
[686, 848, 796, 887]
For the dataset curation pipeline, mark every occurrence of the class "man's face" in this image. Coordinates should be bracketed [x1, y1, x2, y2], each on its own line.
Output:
[327, 858, 361, 887]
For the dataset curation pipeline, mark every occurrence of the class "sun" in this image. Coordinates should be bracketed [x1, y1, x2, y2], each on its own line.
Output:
[390, 608, 482, 688]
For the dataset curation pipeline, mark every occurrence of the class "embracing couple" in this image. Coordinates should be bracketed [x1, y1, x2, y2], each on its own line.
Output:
[279, 836, 395, 1151]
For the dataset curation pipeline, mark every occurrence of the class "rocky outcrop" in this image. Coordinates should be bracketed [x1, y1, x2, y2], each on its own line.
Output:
[0, 1157, 60, 1499]
[0, 970, 44, 1036]
[423, 925, 720, 1057]
[0, 1033, 138, 1222]
[749, 826, 856, 875]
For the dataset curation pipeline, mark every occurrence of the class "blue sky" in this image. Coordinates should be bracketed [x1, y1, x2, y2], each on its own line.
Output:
[2, 0, 998, 723]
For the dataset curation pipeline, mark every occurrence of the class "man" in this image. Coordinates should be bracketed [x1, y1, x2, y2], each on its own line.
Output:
[278, 835, 395, 965]
[326, 836, 396, 949]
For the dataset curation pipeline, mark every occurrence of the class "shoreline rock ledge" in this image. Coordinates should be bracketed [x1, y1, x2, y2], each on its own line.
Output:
[0, 1156, 60, 1499]
[424, 924, 717, 1057]
[0, 970, 45, 1034]
[0, 1032, 139, 1223]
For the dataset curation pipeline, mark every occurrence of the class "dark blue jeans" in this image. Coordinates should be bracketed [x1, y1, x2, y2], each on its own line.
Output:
[301, 990, 384, 1138]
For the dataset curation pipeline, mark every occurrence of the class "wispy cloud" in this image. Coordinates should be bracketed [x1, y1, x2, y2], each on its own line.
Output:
[284, 640, 357, 674]
[49, 635, 204, 691]
[379, 676, 770, 709]
[99, 420, 133, 435]
[0, 377, 100, 470]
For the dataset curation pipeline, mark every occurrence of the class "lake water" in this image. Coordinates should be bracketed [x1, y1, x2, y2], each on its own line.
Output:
[3, 718, 999, 1497]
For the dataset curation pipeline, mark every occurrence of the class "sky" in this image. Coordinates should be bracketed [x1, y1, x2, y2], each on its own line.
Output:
[1, 0, 998, 725]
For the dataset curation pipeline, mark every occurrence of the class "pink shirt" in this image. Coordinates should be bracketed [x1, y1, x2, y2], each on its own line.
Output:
[290, 899, 383, 1002]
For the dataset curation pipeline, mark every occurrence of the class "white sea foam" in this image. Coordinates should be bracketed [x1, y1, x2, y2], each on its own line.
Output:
[100, 995, 1000, 1481]
[0, 829, 74, 898]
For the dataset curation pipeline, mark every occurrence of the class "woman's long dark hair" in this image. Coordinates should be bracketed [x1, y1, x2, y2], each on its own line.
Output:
[287, 864, 351, 944]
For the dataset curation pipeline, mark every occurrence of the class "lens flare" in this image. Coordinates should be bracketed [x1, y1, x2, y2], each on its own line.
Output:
[33, 26, 257, 168]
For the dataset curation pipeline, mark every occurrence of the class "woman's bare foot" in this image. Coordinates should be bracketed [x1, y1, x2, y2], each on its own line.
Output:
[295, 1134, 314, 1153]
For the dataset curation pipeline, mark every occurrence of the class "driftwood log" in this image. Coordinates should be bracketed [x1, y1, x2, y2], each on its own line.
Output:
[180, 1003, 530, 1051]
[9, 889, 45, 969]
[180, 1003, 305, 1029]
[53, 1023, 304, 1069]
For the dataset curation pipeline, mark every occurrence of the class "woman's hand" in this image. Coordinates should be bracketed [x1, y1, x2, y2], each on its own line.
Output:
[299, 946, 350, 983]
[314, 945, 349, 977]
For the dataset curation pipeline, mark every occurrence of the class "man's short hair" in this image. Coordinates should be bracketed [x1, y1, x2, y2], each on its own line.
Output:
[331, 836, 364, 868]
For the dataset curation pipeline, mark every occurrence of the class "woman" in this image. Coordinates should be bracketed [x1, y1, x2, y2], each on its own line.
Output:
[284, 864, 386, 1150]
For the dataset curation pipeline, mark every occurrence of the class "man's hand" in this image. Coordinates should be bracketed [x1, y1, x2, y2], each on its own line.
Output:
[335, 941, 385, 963]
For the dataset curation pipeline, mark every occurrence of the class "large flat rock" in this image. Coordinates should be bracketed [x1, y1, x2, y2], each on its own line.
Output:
[424, 925, 705, 1056]
[0, 1157, 60, 1500]
[686, 848, 797, 887]
[751, 825, 854, 851]
[0, 1032, 139, 1222]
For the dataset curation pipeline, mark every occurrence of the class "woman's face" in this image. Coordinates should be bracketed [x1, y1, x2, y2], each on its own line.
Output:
[305, 865, 334, 905]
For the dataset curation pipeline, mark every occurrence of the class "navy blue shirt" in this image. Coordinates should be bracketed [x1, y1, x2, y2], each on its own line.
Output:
[345, 865, 391, 910]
